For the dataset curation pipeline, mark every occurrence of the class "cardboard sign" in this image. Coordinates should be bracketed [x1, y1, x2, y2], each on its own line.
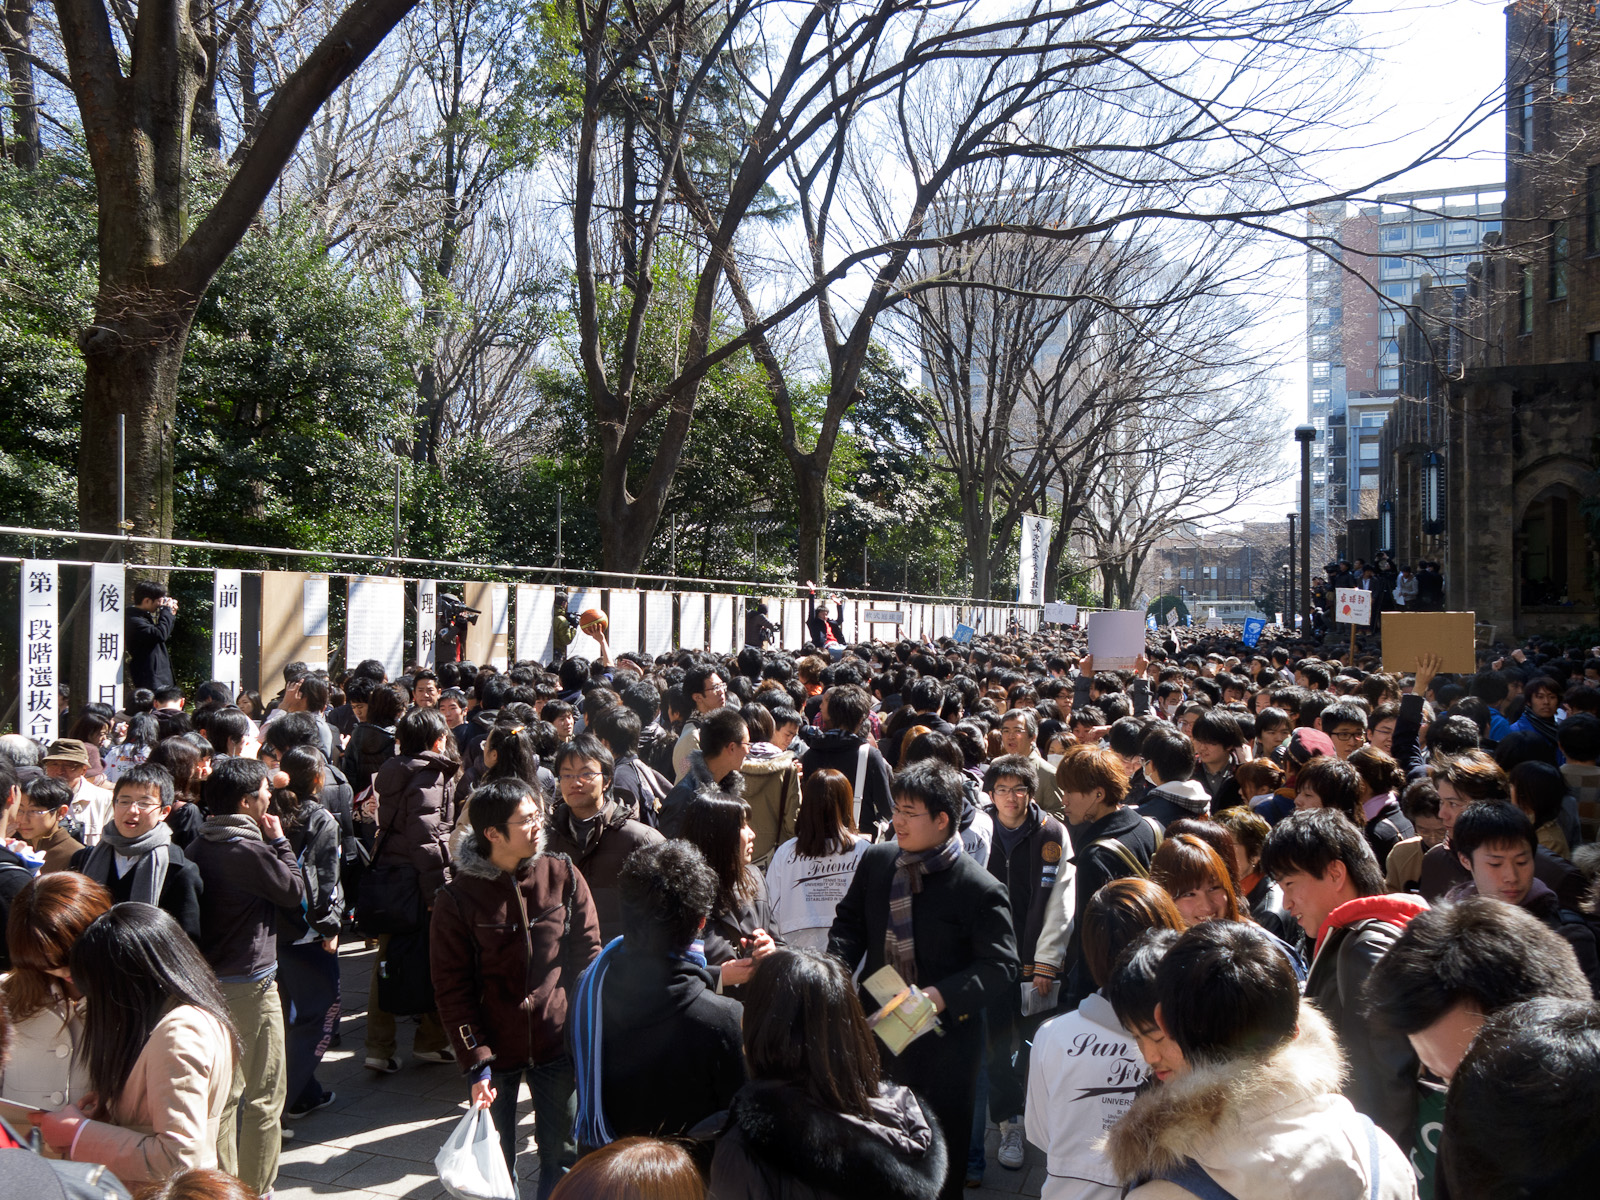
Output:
[1336, 587, 1371, 626]
[1381, 611, 1478, 673]
[1242, 617, 1266, 647]
[1087, 610, 1146, 670]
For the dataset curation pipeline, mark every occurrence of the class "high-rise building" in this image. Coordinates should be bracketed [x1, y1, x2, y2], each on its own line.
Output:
[1304, 186, 1503, 555]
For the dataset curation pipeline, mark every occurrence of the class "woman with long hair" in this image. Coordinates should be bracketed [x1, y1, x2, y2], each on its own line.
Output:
[0, 873, 112, 1110]
[147, 735, 206, 846]
[765, 769, 868, 951]
[709, 948, 946, 1200]
[1348, 746, 1415, 870]
[679, 792, 777, 995]
[274, 745, 344, 1118]
[480, 721, 543, 791]
[30, 904, 238, 1187]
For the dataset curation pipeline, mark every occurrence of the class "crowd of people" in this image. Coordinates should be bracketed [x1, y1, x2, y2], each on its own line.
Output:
[2, 577, 1599, 1200]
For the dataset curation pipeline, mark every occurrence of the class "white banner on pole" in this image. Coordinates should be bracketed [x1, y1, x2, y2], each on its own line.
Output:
[20, 560, 58, 743]
[679, 593, 706, 651]
[644, 591, 674, 657]
[782, 599, 805, 649]
[568, 588, 603, 661]
[607, 589, 641, 655]
[347, 576, 405, 680]
[416, 580, 438, 669]
[210, 569, 242, 696]
[90, 563, 126, 709]
[489, 584, 510, 669]
[516, 584, 556, 664]
[839, 599, 858, 644]
[709, 594, 735, 655]
[1017, 514, 1052, 605]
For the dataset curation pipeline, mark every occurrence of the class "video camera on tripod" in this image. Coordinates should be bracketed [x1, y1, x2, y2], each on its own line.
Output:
[435, 592, 481, 663]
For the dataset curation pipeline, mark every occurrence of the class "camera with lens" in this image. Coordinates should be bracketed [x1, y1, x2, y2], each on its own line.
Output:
[435, 592, 481, 663]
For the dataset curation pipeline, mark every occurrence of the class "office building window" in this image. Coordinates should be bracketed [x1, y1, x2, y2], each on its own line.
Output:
[1382, 282, 1409, 301]
[1381, 256, 1407, 275]
[1310, 333, 1329, 355]
[1312, 307, 1330, 327]
[1360, 442, 1379, 460]
[1311, 361, 1331, 381]
[1379, 367, 1400, 389]
[1383, 226, 1407, 246]
[1521, 264, 1534, 333]
[1448, 221, 1477, 244]
[1553, 20, 1570, 94]
[1311, 389, 1330, 405]
[1359, 473, 1380, 491]
[1551, 221, 1568, 300]
[1520, 81, 1535, 153]
[1415, 223, 1442, 244]
[1361, 413, 1387, 427]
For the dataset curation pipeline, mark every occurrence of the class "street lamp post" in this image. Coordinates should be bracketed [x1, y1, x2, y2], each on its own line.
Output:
[1287, 512, 1297, 629]
[1295, 424, 1317, 634]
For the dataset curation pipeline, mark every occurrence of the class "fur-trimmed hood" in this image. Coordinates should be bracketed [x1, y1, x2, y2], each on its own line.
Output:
[717, 1079, 947, 1200]
[1105, 1001, 1347, 1186]
[688, 749, 746, 801]
[451, 820, 547, 881]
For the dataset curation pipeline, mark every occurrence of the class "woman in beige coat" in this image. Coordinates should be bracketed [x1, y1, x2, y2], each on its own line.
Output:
[0, 873, 110, 1111]
[31, 903, 237, 1188]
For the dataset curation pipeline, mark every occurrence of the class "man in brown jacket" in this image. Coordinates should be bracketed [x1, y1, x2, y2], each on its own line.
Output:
[432, 777, 602, 1199]
[543, 735, 662, 943]
[15, 777, 84, 873]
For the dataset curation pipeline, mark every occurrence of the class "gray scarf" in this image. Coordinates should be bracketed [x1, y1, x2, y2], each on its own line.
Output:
[85, 822, 173, 905]
[200, 813, 264, 843]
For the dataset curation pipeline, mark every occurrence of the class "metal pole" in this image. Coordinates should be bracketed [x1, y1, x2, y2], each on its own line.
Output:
[555, 489, 563, 570]
[863, 546, 868, 588]
[1297, 425, 1316, 635]
[393, 460, 402, 559]
[670, 515, 677, 577]
[1287, 513, 1297, 629]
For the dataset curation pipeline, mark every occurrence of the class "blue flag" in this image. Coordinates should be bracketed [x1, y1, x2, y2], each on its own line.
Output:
[1242, 617, 1266, 647]
[954, 623, 975, 644]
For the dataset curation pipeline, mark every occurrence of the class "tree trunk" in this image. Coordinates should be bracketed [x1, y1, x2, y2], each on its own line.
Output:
[3, 0, 39, 169]
[76, 293, 195, 562]
[793, 458, 827, 585]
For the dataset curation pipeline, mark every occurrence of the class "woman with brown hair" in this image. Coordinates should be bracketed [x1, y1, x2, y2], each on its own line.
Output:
[1148, 834, 1305, 979]
[708, 948, 946, 1200]
[550, 1137, 703, 1200]
[766, 769, 868, 951]
[0, 873, 112, 1111]
[1348, 746, 1415, 870]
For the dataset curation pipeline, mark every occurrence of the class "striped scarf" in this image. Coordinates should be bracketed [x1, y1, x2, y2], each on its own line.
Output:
[884, 834, 964, 985]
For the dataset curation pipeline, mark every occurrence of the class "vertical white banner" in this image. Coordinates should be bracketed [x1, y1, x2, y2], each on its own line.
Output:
[20, 561, 58, 743]
[782, 598, 805, 649]
[607, 589, 641, 656]
[347, 576, 405, 680]
[89, 563, 126, 709]
[840, 599, 858, 644]
[643, 591, 675, 658]
[515, 584, 556, 665]
[567, 587, 603, 661]
[709, 594, 734, 655]
[416, 580, 438, 669]
[679, 593, 705, 651]
[211, 569, 243, 695]
[1016, 513, 1052, 605]
[490, 584, 510, 669]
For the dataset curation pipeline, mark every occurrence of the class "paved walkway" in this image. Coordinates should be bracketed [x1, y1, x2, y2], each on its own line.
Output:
[275, 944, 1047, 1200]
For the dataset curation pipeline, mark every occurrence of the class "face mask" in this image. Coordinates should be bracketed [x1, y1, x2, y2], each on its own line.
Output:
[1046, 752, 1064, 767]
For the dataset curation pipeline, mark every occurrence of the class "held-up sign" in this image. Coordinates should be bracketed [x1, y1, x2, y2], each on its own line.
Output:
[863, 609, 904, 625]
[1336, 588, 1371, 626]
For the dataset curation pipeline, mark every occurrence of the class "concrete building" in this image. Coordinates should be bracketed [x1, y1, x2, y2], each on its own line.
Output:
[1381, 0, 1600, 639]
[1140, 522, 1289, 620]
[1305, 187, 1503, 554]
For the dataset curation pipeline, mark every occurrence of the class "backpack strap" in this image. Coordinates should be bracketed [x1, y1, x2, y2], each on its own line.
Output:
[1089, 836, 1149, 880]
[853, 743, 870, 825]
[1150, 1158, 1241, 1200]
[1356, 1112, 1381, 1200]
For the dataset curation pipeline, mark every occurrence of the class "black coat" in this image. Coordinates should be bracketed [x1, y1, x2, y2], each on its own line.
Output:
[799, 732, 894, 832]
[70, 842, 205, 943]
[1362, 797, 1414, 871]
[708, 1080, 946, 1200]
[827, 842, 1018, 1021]
[125, 606, 175, 690]
[599, 948, 746, 1139]
[0, 848, 33, 971]
[1061, 806, 1158, 1009]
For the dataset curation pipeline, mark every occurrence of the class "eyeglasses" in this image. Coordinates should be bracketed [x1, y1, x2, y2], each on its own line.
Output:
[22, 806, 61, 819]
[1328, 729, 1365, 743]
[991, 784, 1031, 799]
[113, 796, 163, 812]
[559, 771, 603, 785]
[891, 805, 931, 821]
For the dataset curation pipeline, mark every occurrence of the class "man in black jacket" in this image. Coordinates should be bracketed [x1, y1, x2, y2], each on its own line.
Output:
[829, 760, 1018, 1199]
[1054, 745, 1158, 1011]
[883, 677, 955, 769]
[125, 579, 178, 691]
[799, 685, 894, 833]
[583, 840, 745, 1142]
[69, 762, 203, 942]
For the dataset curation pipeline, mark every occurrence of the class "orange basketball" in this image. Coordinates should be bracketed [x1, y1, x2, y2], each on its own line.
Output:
[579, 607, 608, 634]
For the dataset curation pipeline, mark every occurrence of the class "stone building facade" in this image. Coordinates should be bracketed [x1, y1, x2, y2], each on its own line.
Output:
[1381, 1, 1600, 639]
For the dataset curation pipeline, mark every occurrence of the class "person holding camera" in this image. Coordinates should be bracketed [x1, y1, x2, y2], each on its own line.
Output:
[127, 580, 179, 692]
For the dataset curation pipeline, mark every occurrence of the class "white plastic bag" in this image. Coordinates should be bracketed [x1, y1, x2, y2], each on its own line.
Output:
[435, 1105, 517, 1200]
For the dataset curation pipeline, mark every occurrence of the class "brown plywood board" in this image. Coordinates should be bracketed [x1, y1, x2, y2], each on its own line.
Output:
[1381, 611, 1478, 673]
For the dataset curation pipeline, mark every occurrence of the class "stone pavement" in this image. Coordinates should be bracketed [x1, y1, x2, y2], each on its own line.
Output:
[274, 943, 1046, 1200]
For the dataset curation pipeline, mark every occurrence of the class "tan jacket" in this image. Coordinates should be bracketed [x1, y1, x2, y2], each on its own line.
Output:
[740, 751, 801, 867]
[1030, 751, 1062, 822]
[70, 1004, 234, 1186]
[0, 994, 89, 1110]
[33, 825, 85, 875]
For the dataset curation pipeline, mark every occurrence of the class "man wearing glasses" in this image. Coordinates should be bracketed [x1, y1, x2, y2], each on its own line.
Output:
[1320, 703, 1370, 761]
[829, 760, 1019, 1200]
[544, 733, 663, 943]
[70, 761, 204, 942]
